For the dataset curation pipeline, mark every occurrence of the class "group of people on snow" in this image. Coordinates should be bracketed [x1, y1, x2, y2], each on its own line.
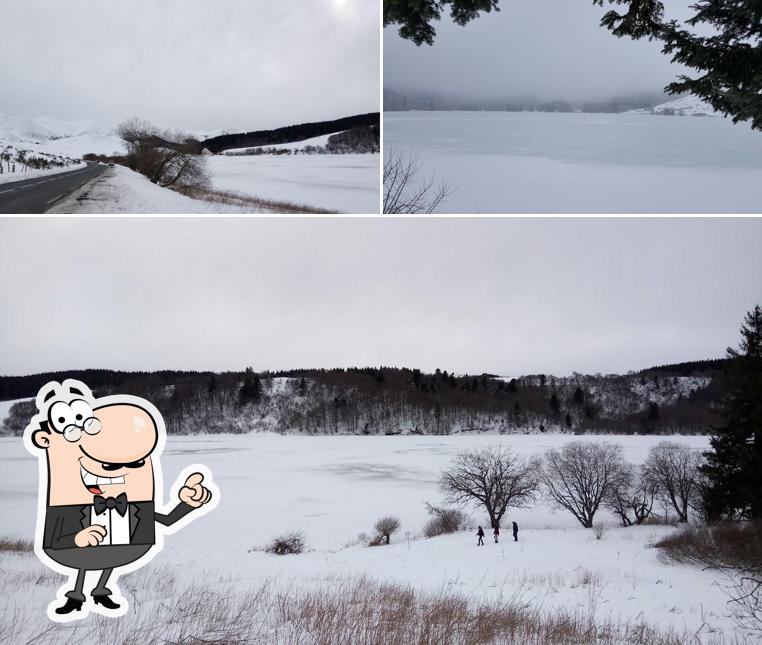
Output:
[476, 521, 518, 545]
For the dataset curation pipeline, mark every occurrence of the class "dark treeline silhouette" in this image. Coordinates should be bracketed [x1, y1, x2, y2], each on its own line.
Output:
[639, 359, 728, 377]
[1, 361, 726, 437]
[383, 88, 669, 114]
[202, 113, 380, 154]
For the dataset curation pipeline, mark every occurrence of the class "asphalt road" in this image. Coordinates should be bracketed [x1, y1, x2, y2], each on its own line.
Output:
[0, 162, 108, 214]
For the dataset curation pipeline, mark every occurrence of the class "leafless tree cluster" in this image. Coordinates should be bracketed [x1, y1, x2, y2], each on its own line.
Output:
[605, 463, 657, 527]
[374, 516, 401, 544]
[117, 118, 210, 191]
[384, 150, 451, 214]
[440, 446, 540, 529]
[642, 441, 704, 523]
[540, 442, 629, 528]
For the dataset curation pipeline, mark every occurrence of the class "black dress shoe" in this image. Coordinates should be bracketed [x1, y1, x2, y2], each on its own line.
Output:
[93, 595, 120, 609]
[55, 598, 83, 614]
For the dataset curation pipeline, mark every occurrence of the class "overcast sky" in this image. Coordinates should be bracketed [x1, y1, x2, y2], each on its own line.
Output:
[1, 218, 759, 378]
[385, 0, 696, 101]
[0, 0, 379, 132]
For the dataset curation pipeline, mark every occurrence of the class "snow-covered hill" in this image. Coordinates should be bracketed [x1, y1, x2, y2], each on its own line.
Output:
[0, 112, 112, 143]
[628, 95, 718, 118]
[0, 112, 123, 158]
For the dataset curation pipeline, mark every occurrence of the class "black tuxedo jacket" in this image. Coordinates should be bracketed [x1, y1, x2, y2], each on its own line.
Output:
[43, 500, 193, 550]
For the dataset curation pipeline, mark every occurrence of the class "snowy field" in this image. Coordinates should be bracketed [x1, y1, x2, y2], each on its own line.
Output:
[384, 111, 762, 213]
[208, 154, 380, 213]
[1, 431, 750, 640]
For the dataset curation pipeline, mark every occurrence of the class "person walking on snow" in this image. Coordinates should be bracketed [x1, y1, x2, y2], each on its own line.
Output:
[476, 525, 485, 546]
[512, 521, 519, 542]
[493, 524, 499, 543]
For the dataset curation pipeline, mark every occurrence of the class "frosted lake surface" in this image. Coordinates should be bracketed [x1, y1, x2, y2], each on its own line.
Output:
[384, 111, 762, 213]
[3, 432, 749, 637]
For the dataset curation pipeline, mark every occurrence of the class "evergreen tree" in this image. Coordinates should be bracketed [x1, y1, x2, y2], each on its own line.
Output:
[573, 386, 585, 405]
[507, 378, 518, 393]
[702, 305, 762, 519]
[565, 412, 573, 429]
[384, 0, 499, 46]
[299, 377, 307, 396]
[595, 0, 762, 130]
[550, 393, 561, 416]
[239, 367, 262, 406]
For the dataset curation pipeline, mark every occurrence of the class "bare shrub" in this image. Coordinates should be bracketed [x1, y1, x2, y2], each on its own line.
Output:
[541, 442, 630, 528]
[384, 150, 451, 214]
[423, 503, 468, 538]
[0, 537, 33, 553]
[180, 186, 337, 214]
[655, 522, 762, 634]
[266, 531, 305, 555]
[643, 441, 704, 523]
[593, 521, 607, 541]
[374, 516, 401, 544]
[440, 445, 540, 530]
[0, 564, 700, 645]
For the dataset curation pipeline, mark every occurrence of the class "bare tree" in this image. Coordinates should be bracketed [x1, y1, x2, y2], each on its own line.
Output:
[384, 150, 451, 214]
[374, 516, 401, 544]
[606, 463, 656, 527]
[541, 442, 629, 529]
[440, 445, 539, 529]
[643, 441, 703, 523]
[117, 118, 210, 191]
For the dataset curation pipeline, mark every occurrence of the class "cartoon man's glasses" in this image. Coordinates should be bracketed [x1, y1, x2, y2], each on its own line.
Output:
[63, 417, 102, 442]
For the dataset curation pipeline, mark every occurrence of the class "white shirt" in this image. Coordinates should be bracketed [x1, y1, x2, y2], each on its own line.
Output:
[90, 505, 131, 545]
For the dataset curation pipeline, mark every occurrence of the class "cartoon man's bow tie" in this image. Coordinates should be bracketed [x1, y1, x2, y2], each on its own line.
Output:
[93, 493, 128, 516]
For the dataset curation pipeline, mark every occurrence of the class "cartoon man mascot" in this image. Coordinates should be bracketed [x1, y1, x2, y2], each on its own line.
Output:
[24, 379, 218, 621]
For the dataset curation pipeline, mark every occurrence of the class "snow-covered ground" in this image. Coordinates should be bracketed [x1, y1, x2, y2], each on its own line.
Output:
[629, 95, 719, 118]
[384, 111, 762, 214]
[23, 134, 125, 158]
[47, 165, 260, 214]
[1, 431, 748, 639]
[0, 112, 122, 159]
[208, 153, 380, 213]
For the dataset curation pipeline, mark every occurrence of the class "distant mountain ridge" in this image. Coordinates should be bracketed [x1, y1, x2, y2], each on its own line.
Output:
[0, 360, 726, 437]
[384, 88, 668, 114]
[0, 112, 113, 143]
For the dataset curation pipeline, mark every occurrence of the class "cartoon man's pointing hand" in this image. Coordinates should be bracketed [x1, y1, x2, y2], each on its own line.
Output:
[24, 380, 218, 621]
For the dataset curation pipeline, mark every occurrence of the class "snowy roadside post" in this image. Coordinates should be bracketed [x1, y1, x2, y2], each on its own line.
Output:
[405, 531, 410, 550]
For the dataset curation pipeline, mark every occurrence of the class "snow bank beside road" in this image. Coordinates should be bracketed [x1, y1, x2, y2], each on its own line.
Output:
[47, 165, 271, 214]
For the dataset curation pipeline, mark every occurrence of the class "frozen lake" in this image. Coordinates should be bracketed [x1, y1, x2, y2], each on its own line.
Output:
[384, 111, 762, 213]
[208, 153, 380, 214]
[3, 432, 748, 639]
